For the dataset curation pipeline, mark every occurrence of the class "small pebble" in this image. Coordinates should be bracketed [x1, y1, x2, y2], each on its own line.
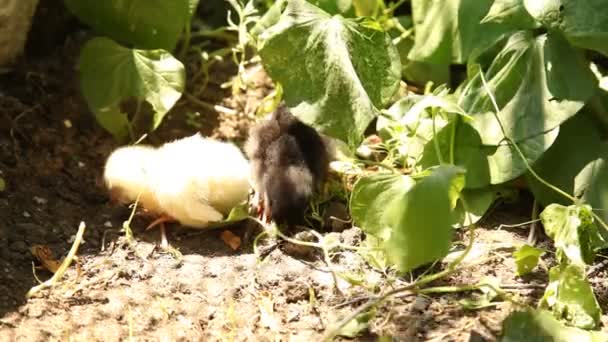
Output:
[22, 211, 31, 218]
[412, 296, 430, 312]
[33, 196, 47, 205]
[63, 119, 72, 128]
[104, 221, 113, 228]
[78, 162, 85, 168]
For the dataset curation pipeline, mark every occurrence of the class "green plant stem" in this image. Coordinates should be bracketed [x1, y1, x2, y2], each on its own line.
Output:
[432, 109, 445, 165]
[384, 0, 408, 16]
[179, 21, 192, 60]
[27, 222, 87, 298]
[477, 71, 575, 203]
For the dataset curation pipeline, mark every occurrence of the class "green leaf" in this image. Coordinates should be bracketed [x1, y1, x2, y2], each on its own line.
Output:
[420, 120, 560, 188]
[79, 38, 185, 139]
[524, 0, 608, 57]
[386, 166, 465, 272]
[188, 0, 201, 18]
[350, 173, 416, 240]
[540, 264, 601, 330]
[408, 0, 513, 65]
[451, 187, 497, 227]
[461, 31, 597, 146]
[359, 234, 389, 271]
[500, 309, 608, 342]
[64, 0, 190, 50]
[308, 0, 355, 16]
[513, 244, 544, 276]
[481, 0, 539, 30]
[526, 112, 604, 207]
[337, 310, 374, 338]
[540, 203, 604, 265]
[258, 0, 401, 146]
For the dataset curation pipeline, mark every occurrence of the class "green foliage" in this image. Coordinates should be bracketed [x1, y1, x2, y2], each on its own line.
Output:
[524, 0, 608, 56]
[64, 0, 191, 50]
[540, 264, 601, 330]
[255, 1, 608, 330]
[540, 204, 607, 265]
[513, 244, 544, 276]
[79, 38, 185, 140]
[500, 309, 608, 342]
[351, 166, 465, 272]
[257, 0, 401, 146]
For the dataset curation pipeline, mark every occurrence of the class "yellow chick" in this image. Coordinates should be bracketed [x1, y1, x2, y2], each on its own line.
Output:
[103, 133, 251, 248]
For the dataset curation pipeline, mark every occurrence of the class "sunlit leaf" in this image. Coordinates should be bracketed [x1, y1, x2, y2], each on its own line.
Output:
[540, 203, 605, 265]
[513, 244, 544, 276]
[386, 166, 465, 271]
[540, 264, 601, 330]
[408, 0, 512, 65]
[481, 0, 539, 30]
[461, 31, 597, 146]
[258, 0, 401, 146]
[79, 37, 185, 139]
[337, 310, 374, 338]
[351, 173, 416, 240]
[524, 0, 608, 57]
[64, 0, 190, 50]
[500, 309, 608, 342]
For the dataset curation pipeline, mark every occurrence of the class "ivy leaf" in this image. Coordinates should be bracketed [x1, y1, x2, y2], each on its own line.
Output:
[408, 0, 512, 65]
[513, 244, 544, 276]
[461, 31, 597, 146]
[524, 0, 608, 57]
[386, 166, 465, 272]
[481, 0, 539, 30]
[64, 0, 190, 50]
[79, 37, 185, 139]
[351, 166, 465, 272]
[540, 264, 601, 330]
[258, 0, 401, 146]
[539, 203, 604, 265]
[350, 173, 416, 240]
[500, 309, 608, 342]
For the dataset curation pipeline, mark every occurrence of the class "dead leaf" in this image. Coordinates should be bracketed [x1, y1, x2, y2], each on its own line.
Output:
[30, 245, 62, 273]
[221, 230, 241, 250]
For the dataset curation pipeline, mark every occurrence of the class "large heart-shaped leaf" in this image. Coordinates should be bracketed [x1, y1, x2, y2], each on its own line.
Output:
[350, 173, 416, 240]
[524, 0, 608, 57]
[64, 0, 190, 50]
[461, 31, 597, 146]
[351, 166, 465, 272]
[79, 37, 185, 139]
[540, 264, 601, 330]
[385, 165, 465, 271]
[408, 0, 513, 65]
[258, 0, 401, 146]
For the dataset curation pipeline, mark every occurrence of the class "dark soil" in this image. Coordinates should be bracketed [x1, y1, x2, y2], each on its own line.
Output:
[1, 29, 608, 342]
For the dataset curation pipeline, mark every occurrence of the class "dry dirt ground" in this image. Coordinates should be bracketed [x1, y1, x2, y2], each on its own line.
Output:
[1, 31, 608, 342]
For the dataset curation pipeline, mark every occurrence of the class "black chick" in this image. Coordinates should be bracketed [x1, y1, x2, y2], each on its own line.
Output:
[245, 104, 331, 226]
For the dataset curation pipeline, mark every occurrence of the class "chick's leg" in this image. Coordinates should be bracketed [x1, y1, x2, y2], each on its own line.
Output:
[146, 215, 175, 249]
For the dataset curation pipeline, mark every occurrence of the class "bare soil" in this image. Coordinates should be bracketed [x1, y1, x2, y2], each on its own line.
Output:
[1, 31, 608, 342]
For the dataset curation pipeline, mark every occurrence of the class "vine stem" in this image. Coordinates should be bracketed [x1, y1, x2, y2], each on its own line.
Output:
[477, 71, 575, 203]
[477, 70, 608, 232]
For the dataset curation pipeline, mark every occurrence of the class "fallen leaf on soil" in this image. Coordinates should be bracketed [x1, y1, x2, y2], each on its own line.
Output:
[30, 245, 62, 273]
[221, 230, 241, 250]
